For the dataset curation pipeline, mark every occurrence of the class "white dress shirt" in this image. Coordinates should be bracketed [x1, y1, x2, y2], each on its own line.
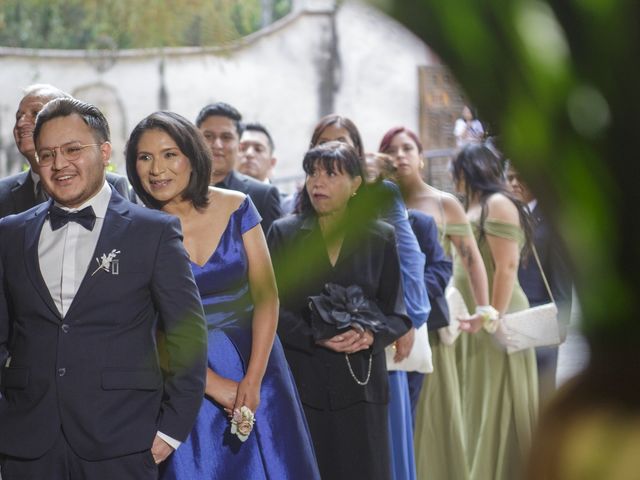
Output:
[37, 181, 181, 451]
[38, 182, 110, 316]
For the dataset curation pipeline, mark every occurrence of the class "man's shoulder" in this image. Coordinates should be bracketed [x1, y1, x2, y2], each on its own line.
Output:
[106, 171, 125, 184]
[106, 171, 136, 201]
[232, 171, 278, 196]
[0, 201, 46, 230]
[0, 170, 28, 192]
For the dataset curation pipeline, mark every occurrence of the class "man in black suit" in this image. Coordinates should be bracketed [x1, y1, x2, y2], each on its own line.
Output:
[0, 84, 135, 219]
[239, 122, 278, 183]
[508, 166, 572, 404]
[0, 98, 207, 479]
[196, 102, 282, 233]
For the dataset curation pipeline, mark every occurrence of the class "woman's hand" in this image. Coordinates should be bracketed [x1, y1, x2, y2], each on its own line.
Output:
[316, 328, 373, 353]
[233, 375, 261, 415]
[393, 327, 415, 362]
[347, 329, 374, 354]
[458, 312, 486, 333]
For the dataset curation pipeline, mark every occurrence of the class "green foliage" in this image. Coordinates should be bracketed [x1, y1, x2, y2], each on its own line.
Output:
[0, 0, 292, 49]
[371, 0, 640, 340]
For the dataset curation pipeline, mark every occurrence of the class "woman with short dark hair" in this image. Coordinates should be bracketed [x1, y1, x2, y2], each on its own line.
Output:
[268, 142, 411, 480]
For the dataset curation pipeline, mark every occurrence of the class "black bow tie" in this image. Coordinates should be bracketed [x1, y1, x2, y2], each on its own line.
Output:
[49, 205, 96, 231]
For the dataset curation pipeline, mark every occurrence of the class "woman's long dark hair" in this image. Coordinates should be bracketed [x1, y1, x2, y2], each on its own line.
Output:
[451, 143, 533, 255]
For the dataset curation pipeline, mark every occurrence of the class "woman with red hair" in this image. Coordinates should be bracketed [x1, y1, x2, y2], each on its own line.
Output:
[379, 126, 490, 480]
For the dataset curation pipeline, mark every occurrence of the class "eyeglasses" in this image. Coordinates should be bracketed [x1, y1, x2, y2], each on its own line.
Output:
[36, 142, 102, 166]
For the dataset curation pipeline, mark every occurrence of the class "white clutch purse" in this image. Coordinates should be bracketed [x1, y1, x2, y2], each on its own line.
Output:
[502, 244, 561, 354]
[502, 302, 560, 353]
[437, 286, 467, 346]
[385, 323, 433, 373]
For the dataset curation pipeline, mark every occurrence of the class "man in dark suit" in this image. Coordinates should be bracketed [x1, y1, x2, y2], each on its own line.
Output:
[196, 102, 282, 233]
[239, 122, 278, 183]
[0, 98, 208, 479]
[0, 84, 135, 219]
[508, 166, 572, 404]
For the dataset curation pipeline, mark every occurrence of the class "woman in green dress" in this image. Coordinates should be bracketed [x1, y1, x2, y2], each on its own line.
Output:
[379, 126, 490, 480]
[451, 143, 538, 480]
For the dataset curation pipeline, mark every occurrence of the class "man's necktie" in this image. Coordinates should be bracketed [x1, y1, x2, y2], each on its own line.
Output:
[49, 205, 96, 231]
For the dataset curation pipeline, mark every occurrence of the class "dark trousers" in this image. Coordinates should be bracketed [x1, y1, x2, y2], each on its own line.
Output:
[0, 430, 158, 480]
[535, 345, 559, 406]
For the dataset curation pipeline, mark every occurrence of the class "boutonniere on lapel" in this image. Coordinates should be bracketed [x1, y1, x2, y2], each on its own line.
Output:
[92, 249, 121, 276]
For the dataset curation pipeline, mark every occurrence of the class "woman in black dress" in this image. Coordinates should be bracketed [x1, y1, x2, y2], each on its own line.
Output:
[267, 142, 411, 480]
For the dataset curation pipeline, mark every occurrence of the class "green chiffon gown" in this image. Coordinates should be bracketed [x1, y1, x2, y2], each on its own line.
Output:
[414, 223, 472, 480]
[414, 219, 538, 480]
[455, 219, 538, 480]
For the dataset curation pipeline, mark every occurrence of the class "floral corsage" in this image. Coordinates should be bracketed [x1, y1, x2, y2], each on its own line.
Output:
[230, 406, 255, 442]
[476, 305, 500, 333]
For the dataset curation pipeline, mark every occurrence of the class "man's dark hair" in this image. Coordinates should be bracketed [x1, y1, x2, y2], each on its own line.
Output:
[195, 102, 243, 135]
[33, 97, 111, 145]
[243, 122, 275, 151]
[125, 111, 211, 210]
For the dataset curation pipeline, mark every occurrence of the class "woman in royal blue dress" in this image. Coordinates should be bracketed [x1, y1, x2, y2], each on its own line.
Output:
[125, 111, 320, 480]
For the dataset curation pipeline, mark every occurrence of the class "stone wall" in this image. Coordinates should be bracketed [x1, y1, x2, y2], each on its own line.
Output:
[0, 0, 435, 193]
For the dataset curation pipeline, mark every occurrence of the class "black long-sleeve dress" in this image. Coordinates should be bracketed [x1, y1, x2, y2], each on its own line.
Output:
[267, 213, 411, 480]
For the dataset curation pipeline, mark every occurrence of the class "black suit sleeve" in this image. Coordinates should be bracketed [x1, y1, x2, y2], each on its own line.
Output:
[259, 185, 283, 234]
[0, 218, 9, 371]
[409, 211, 452, 298]
[150, 217, 207, 441]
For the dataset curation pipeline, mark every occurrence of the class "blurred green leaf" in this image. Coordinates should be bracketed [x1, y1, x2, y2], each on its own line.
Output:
[370, 0, 640, 341]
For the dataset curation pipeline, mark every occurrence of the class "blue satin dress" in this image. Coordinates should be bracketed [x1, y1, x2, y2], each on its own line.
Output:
[161, 197, 320, 480]
[381, 181, 427, 480]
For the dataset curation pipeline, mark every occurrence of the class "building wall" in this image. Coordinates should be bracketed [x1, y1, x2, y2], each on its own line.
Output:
[0, 0, 435, 192]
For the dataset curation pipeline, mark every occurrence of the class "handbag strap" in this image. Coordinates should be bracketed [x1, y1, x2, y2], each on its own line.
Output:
[531, 244, 555, 304]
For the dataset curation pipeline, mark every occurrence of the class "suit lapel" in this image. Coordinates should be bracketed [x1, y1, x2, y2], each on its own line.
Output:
[65, 193, 132, 320]
[23, 200, 61, 320]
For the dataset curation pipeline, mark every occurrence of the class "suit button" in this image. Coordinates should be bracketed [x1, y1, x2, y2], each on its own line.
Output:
[61, 324, 70, 333]
[58, 368, 66, 376]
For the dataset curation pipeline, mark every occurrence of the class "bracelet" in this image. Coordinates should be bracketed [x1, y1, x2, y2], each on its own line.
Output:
[476, 305, 499, 333]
